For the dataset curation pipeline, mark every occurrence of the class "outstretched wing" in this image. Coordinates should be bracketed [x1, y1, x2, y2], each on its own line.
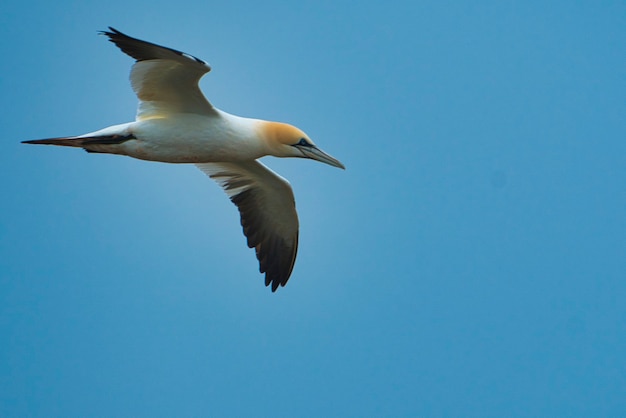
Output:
[196, 161, 299, 292]
[102, 27, 216, 119]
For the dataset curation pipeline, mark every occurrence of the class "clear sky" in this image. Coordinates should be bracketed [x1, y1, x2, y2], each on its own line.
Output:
[1, 0, 625, 416]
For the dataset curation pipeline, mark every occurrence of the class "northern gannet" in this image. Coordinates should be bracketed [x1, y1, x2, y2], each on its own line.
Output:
[23, 27, 344, 292]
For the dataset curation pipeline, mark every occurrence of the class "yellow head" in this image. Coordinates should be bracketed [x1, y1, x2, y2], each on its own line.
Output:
[259, 121, 345, 169]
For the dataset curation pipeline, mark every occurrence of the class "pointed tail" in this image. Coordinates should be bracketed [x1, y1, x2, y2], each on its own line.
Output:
[22, 134, 136, 148]
[22, 137, 85, 147]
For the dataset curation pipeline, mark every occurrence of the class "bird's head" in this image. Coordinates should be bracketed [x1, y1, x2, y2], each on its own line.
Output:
[260, 121, 345, 169]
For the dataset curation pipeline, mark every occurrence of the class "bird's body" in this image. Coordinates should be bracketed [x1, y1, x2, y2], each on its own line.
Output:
[74, 112, 269, 163]
[23, 27, 344, 292]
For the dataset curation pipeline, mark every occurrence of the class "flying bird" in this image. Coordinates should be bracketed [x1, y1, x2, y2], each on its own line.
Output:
[23, 27, 344, 292]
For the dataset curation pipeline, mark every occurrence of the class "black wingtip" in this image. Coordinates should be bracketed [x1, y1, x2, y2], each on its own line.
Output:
[100, 27, 127, 43]
[100, 27, 134, 44]
[98, 26, 117, 37]
[97, 26, 209, 66]
[266, 275, 288, 292]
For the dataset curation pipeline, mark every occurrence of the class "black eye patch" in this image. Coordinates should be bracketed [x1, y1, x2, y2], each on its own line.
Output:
[296, 138, 312, 147]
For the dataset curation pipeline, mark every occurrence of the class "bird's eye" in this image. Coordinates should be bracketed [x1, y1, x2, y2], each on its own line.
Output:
[297, 138, 310, 146]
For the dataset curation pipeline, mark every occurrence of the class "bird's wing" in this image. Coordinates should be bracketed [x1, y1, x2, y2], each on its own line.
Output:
[196, 161, 300, 292]
[102, 27, 216, 119]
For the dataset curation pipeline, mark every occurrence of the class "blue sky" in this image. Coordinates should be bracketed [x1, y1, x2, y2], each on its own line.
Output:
[1, 0, 625, 416]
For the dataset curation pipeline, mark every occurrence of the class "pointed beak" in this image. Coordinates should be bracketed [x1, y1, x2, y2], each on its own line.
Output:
[297, 145, 345, 169]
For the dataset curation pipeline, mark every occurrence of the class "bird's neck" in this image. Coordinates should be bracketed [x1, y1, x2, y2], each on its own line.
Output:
[216, 110, 275, 159]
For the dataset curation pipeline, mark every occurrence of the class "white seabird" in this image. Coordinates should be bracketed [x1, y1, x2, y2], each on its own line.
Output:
[23, 27, 345, 292]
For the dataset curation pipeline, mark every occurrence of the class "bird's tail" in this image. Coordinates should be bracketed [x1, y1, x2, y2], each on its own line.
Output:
[22, 134, 135, 150]
[22, 136, 85, 147]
